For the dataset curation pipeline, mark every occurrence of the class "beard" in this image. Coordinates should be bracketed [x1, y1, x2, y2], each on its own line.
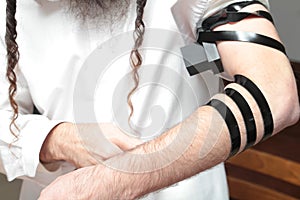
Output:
[65, 0, 131, 22]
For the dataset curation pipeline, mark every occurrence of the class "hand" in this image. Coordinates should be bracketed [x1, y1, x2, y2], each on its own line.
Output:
[40, 123, 143, 168]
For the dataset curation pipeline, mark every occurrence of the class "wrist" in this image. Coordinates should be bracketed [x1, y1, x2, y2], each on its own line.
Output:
[39, 122, 74, 163]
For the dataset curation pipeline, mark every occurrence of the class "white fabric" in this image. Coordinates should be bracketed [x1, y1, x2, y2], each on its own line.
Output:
[172, 0, 270, 41]
[203, 0, 269, 19]
[0, 0, 232, 199]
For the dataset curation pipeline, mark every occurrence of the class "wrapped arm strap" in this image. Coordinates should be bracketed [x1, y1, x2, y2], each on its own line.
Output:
[197, 31, 286, 55]
[181, 0, 286, 76]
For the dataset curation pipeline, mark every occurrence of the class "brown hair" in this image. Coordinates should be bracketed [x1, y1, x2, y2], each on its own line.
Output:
[5, 0, 20, 137]
[5, 0, 148, 136]
[128, 0, 147, 126]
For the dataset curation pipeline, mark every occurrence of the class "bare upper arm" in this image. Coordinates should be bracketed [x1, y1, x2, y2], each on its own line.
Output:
[213, 3, 299, 133]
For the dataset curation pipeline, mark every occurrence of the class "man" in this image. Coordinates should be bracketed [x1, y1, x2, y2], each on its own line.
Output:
[0, 0, 299, 200]
[1, 0, 229, 199]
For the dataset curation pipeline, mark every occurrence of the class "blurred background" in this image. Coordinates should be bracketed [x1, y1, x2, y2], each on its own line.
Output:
[1, 0, 300, 199]
[271, 0, 300, 62]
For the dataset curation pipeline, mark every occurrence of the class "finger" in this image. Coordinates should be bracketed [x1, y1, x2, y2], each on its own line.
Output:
[77, 124, 124, 158]
[113, 134, 144, 150]
[94, 123, 143, 151]
[72, 150, 104, 168]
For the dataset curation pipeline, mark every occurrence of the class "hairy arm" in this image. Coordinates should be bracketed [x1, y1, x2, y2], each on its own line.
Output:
[39, 4, 300, 200]
[39, 122, 142, 168]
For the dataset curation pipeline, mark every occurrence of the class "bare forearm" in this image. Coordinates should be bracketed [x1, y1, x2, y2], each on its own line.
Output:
[97, 4, 300, 199]
[101, 106, 230, 199]
[39, 3, 300, 200]
[100, 82, 298, 199]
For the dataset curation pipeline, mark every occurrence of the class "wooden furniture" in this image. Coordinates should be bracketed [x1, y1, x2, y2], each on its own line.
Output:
[226, 141, 300, 200]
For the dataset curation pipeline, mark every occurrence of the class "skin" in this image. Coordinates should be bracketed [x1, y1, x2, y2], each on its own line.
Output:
[40, 123, 143, 168]
[39, 4, 300, 200]
[39, 0, 135, 169]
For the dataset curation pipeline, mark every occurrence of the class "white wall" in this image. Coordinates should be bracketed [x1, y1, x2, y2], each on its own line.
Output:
[270, 0, 300, 61]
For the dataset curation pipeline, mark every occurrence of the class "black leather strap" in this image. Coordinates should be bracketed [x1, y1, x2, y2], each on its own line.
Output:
[235, 75, 274, 141]
[197, 31, 286, 55]
[227, 0, 267, 12]
[201, 0, 273, 31]
[225, 88, 257, 149]
[202, 10, 273, 31]
[207, 99, 241, 157]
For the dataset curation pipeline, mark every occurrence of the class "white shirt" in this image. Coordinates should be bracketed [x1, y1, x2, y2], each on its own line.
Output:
[0, 0, 275, 199]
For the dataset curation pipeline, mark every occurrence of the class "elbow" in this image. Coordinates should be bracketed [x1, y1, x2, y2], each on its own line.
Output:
[274, 75, 300, 132]
[285, 76, 300, 125]
[289, 87, 300, 125]
[287, 93, 300, 127]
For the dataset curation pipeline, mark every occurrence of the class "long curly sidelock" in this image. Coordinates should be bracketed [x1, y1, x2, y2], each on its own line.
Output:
[4, 0, 148, 137]
[127, 0, 147, 127]
[5, 0, 20, 138]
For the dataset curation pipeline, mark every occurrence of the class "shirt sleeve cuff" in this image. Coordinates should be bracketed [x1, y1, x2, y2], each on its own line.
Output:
[11, 119, 63, 181]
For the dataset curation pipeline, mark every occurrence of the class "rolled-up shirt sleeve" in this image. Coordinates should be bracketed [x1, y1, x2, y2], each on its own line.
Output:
[172, 0, 210, 42]
[171, 0, 270, 41]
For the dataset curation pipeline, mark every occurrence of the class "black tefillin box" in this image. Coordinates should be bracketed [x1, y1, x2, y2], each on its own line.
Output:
[180, 42, 223, 76]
